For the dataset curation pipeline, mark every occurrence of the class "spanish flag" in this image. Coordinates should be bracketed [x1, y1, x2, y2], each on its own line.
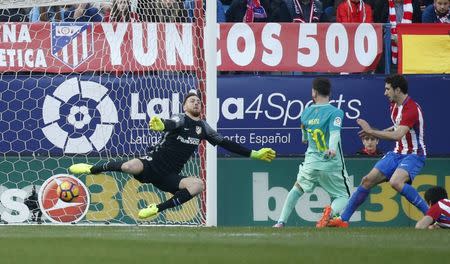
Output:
[397, 24, 450, 74]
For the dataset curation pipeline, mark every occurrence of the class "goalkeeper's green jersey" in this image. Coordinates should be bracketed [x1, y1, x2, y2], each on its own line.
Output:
[301, 103, 345, 171]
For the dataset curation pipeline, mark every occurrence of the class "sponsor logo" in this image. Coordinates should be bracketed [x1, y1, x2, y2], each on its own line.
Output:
[51, 22, 94, 68]
[41, 77, 118, 153]
[176, 135, 200, 145]
[38, 174, 90, 224]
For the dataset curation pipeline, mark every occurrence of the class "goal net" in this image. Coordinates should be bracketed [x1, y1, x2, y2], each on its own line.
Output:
[0, 0, 209, 226]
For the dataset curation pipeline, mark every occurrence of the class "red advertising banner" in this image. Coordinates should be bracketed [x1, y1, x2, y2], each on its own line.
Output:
[218, 23, 383, 72]
[0, 22, 382, 73]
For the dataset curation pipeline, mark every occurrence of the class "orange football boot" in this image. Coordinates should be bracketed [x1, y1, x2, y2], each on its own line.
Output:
[316, 205, 332, 228]
[327, 217, 349, 228]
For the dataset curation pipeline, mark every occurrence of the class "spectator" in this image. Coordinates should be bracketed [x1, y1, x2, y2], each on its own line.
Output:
[419, 0, 434, 11]
[29, 6, 64, 22]
[226, 0, 291, 22]
[336, 0, 374, 22]
[0, 8, 29, 22]
[323, 0, 340, 22]
[367, 0, 421, 70]
[137, 0, 189, 22]
[422, 0, 449, 22]
[104, 0, 140, 22]
[184, 0, 226, 22]
[63, 4, 103, 22]
[285, 0, 324, 22]
[218, 0, 227, 22]
[368, 0, 422, 23]
[355, 134, 383, 156]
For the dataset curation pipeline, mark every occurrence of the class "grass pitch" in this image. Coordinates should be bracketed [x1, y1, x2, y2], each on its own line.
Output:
[0, 226, 447, 264]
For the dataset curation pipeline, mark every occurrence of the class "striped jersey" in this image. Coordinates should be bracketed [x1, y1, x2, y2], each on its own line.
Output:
[390, 96, 426, 155]
[427, 199, 450, 228]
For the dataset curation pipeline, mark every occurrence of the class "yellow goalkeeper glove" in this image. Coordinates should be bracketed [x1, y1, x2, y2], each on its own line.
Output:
[251, 148, 276, 162]
[149, 116, 165, 131]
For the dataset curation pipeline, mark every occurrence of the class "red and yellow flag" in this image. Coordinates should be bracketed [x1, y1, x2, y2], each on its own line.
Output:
[397, 24, 450, 74]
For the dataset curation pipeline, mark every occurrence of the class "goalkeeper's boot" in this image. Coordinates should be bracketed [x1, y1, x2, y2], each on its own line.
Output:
[327, 217, 349, 228]
[272, 222, 285, 228]
[316, 205, 332, 228]
[69, 163, 93, 175]
[138, 204, 159, 219]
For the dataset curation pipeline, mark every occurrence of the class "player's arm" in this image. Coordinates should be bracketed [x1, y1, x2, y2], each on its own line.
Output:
[301, 124, 307, 144]
[357, 119, 409, 141]
[416, 203, 441, 229]
[149, 114, 184, 131]
[415, 215, 434, 229]
[325, 110, 344, 158]
[203, 122, 276, 162]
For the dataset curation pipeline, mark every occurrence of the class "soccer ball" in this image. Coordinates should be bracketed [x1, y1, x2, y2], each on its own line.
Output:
[56, 181, 79, 202]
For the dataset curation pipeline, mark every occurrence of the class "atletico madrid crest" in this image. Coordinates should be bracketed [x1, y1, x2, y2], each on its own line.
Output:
[51, 22, 94, 68]
[196, 126, 202, 135]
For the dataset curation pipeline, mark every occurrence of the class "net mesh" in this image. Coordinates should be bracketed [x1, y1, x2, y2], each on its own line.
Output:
[0, 0, 207, 225]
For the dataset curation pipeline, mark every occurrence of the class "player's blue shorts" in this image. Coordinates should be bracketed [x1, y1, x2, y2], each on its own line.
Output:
[374, 151, 425, 182]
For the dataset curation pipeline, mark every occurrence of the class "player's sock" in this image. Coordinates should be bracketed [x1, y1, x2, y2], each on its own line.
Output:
[400, 184, 429, 214]
[157, 189, 193, 212]
[340, 186, 370, 221]
[277, 186, 303, 223]
[330, 197, 349, 217]
[90, 161, 124, 174]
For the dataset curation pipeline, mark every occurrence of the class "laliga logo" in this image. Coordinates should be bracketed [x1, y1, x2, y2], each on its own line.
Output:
[41, 78, 118, 153]
[38, 174, 90, 224]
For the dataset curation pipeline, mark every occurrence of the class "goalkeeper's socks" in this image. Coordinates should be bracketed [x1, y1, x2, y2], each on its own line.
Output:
[340, 186, 370, 221]
[157, 189, 193, 212]
[277, 186, 303, 223]
[400, 184, 429, 214]
[91, 161, 124, 174]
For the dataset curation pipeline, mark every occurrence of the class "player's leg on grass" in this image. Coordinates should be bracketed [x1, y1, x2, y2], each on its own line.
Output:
[274, 164, 316, 227]
[390, 164, 428, 214]
[316, 170, 350, 228]
[139, 176, 204, 219]
[273, 182, 304, 227]
[330, 168, 386, 226]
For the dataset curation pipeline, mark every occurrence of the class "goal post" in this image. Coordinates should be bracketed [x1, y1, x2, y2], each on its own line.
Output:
[0, 0, 217, 226]
[205, 0, 217, 227]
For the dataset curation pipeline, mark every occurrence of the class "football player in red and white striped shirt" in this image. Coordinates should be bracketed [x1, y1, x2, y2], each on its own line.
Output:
[416, 186, 449, 229]
[328, 74, 429, 228]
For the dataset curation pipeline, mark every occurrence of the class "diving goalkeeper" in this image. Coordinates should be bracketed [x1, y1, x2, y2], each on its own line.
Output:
[69, 91, 276, 219]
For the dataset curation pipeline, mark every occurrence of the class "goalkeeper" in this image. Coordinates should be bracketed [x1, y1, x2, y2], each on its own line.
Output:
[69, 91, 276, 219]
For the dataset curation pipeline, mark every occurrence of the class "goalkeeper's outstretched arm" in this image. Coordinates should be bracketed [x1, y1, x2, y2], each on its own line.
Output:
[202, 121, 276, 162]
[216, 139, 276, 162]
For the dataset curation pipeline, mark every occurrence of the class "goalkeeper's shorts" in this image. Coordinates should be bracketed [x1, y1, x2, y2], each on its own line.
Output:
[135, 158, 185, 195]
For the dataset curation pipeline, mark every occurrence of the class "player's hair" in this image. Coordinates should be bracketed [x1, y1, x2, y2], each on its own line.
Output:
[385, 74, 408, 94]
[424, 186, 448, 205]
[183, 90, 201, 106]
[312, 77, 331, 96]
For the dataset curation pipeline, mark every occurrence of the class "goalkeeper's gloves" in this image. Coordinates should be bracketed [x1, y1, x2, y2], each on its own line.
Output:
[149, 116, 165, 131]
[251, 148, 276, 162]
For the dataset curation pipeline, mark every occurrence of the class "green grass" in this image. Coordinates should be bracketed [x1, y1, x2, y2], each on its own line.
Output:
[0, 226, 448, 264]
